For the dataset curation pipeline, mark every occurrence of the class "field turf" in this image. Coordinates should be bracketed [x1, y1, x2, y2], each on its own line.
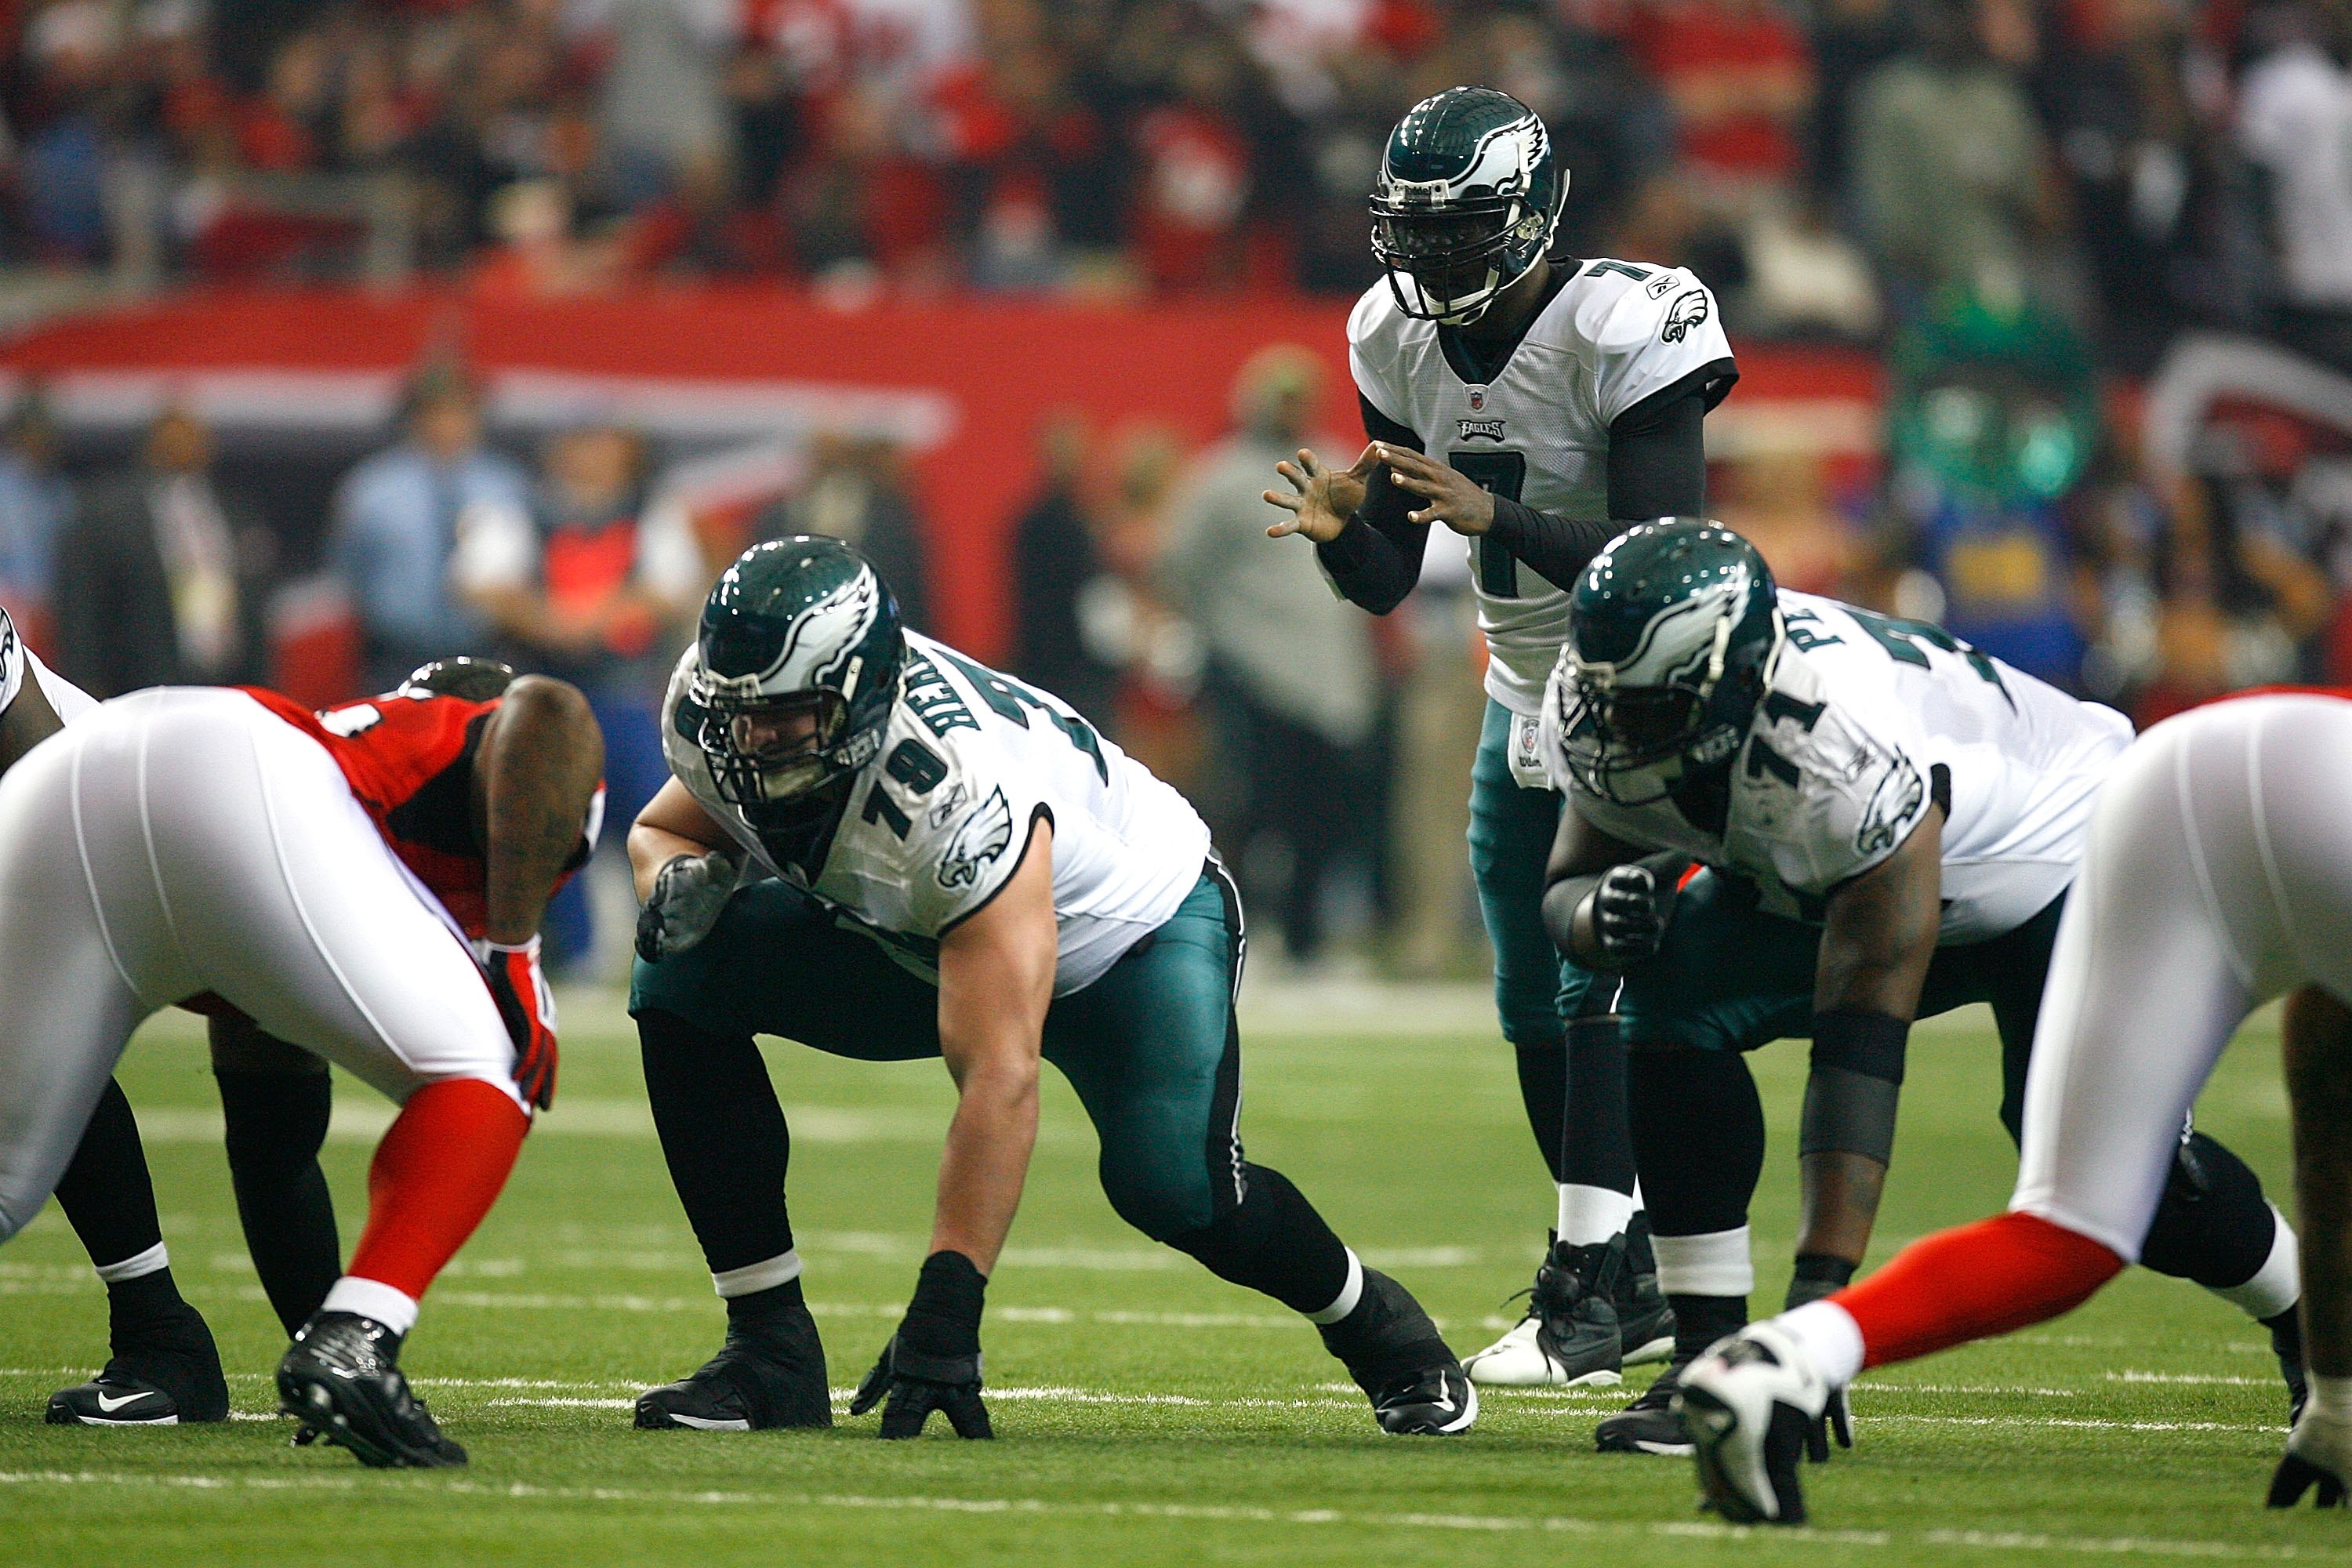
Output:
[0, 985, 2339, 1566]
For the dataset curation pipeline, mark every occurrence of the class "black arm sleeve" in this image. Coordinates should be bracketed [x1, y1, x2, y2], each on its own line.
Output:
[1314, 394, 1430, 616]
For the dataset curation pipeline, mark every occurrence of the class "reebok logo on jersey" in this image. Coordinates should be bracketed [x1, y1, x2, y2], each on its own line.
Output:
[1646, 271, 1679, 299]
[938, 786, 1015, 890]
[1457, 418, 1507, 442]
[1662, 289, 1711, 343]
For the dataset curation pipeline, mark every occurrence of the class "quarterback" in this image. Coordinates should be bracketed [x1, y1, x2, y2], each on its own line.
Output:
[1536, 521, 2303, 1460]
[0, 653, 602, 1466]
[1680, 690, 2352, 1522]
[627, 537, 1473, 1439]
[1265, 85, 1737, 1392]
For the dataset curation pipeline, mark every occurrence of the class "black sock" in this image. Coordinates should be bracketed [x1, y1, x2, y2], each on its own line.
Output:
[1513, 1036, 1568, 1183]
[726, 1276, 813, 1342]
[217, 1067, 341, 1334]
[53, 1078, 171, 1285]
[1163, 1163, 1350, 1316]
[2139, 1131, 2279, 1291]
[639, 1010, 797, 1274]
[1562, 1011, 1637, 1196]
[1669, 1293, 1748, 1364]
[1786, 1253, 1857, 1311]
[106, 1265, 198, 1352]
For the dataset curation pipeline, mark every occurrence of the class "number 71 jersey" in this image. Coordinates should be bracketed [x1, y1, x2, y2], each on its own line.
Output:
[1543, 590, 2134, 942]
[662, 631, 1212, 994]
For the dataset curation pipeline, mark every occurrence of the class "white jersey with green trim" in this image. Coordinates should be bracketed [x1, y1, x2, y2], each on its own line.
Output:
[1348, 259, 1737, 716]
[662, 631, 1210, 996]
[1538, 590, 2132, 943]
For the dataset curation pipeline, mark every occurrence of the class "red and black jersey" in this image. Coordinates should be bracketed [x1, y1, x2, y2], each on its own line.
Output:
[242, 685, 600, 938]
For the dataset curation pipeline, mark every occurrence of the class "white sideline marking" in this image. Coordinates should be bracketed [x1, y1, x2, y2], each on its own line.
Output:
[0, 1470, 2340, 1560]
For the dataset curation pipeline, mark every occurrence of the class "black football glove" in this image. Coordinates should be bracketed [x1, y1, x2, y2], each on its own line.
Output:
[636, 850, 739, 965]
[1582, 864, 1668, 969]
[849, 1250, 992, 1439]
[2270, 1408, 2352, 1508]
[1784, 1260, 1855, 1461]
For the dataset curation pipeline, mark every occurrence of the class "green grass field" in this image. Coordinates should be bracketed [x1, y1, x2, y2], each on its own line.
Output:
[0, 985, 2339, 1566]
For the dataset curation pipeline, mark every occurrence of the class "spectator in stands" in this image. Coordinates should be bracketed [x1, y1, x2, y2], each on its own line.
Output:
[328, 364, 532, 693]
[2237, 0, 2352, 372]
[1631, 0, 1815, 193]
[55, 403, 256, 697]
[1850, 0, 2058, 310]
[1156, 346, 1377, 964]
[0, 387, 75, 649]
[1008, 409, 1119, 726]
[750, 432, 932, 632]
[591, 0, 737, 211]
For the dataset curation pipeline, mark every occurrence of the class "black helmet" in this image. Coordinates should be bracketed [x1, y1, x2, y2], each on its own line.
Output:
[403, 656, 517, 702]
[1370, 86, 1566, 326]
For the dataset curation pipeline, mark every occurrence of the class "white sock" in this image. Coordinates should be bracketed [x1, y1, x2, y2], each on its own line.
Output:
[1556, 1184, 1636, 1247]
[1307, 1249, 1365, 1325]
[1777, 1299, 1865, 1386]
[1653, 1226, 1754, 1298]
[712, 1248, 803, 1299]
[93, 1241, 169, 1284]
[322, 1276, 420, 1337]
[2210, 1205, 2300, 1321]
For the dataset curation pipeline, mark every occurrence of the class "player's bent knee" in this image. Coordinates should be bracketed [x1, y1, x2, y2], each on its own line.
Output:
[1098, 1160, 1214, 1243]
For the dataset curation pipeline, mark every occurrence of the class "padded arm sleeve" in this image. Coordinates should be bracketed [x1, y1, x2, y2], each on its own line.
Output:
[1315, 394, 1430, 615]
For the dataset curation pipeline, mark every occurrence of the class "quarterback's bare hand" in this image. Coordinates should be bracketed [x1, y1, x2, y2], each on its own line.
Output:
[1378, 444, 1497, 535]
[1265, 445, 1378, 543]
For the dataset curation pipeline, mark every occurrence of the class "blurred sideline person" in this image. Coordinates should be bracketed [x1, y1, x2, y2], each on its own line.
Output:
[1679, 690, 2352, 1523]
[0, 655, 603, 1465]
[332, 365, 533, 694]
[1540, 521, 2302, 1462]
[1267, 85, 1737, 1390]
[1159, 346, 1378, 963]
[628, 538, 1475, 1439]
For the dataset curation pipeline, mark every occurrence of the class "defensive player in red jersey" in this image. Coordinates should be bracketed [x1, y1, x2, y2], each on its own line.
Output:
[0, 658, 602, 1467]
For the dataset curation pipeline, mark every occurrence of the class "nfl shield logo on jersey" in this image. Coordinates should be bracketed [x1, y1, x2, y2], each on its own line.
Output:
[1467, 387, 1486, 411]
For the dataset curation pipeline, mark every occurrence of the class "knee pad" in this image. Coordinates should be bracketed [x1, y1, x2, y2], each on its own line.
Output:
[2140, 1131, 2274, 1287]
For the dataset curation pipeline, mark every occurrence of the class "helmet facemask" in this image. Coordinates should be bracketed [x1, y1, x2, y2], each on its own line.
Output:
[691, 677, 884, 813]
[1371, 197, 1538, 325]
[1559, 611, 1781, 807]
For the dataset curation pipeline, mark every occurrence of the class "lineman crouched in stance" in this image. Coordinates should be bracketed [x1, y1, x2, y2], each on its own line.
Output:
[1534, 521, 2303, 1461]
[630, 537, 1474, 1437]
[0, 655, 602, 1465]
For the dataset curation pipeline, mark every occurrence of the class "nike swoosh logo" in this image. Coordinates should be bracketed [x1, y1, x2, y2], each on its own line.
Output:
[93, 1390, 149, 1414]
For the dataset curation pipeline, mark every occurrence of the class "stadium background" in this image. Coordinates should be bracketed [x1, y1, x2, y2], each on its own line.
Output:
[0, 0, 2344, 978]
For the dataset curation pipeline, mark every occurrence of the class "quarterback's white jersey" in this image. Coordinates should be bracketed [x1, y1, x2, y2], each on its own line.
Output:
[1348, 260, 1737, 714]
[0, 606, 94, 725]
[1541, 590, 2133, 942]
[664, 632, 1212, 995]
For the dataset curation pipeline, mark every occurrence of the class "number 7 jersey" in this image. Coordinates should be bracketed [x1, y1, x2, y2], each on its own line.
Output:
[1541, 590, 2134, 942]
[662, 632, 1212, 994]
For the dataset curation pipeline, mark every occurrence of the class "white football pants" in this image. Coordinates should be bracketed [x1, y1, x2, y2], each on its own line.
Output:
[2014, 693, 2352, 1261]
[0, 688, 523, 1242]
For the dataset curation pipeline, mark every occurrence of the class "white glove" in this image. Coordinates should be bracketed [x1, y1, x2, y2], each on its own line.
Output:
[635, 850, 741, 964]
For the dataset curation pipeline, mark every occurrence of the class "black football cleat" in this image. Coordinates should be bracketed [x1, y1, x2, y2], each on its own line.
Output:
[1595, 1359, 1697, 1455]
[48, 1304, 230, 1425]
[636, 1315, 833, 1432]
[278, 1312, 466, 1468]
[1321, 1265, 1477, 1435]
[1465, 1232, 1625, 1388]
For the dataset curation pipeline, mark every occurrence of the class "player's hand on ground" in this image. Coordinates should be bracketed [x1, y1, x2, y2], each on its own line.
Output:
[1375, 444, 1496, 535]
[1802, 1385, 1854, 1463]
[1585, 864, 1667, 968]
[849, 1334, 992, 1439]
[474, 934, 557, 1110]
[1265, 445, 1377, 543]
[2270, 1408, 2352, 1507]
[636, 849, 739, 964]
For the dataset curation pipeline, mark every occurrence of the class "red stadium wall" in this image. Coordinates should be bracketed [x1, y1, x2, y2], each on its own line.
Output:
[0, 286, 1879, 662]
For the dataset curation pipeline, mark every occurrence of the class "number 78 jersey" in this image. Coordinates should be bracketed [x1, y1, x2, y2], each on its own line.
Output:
[662, 631, 1211, 994]
[1543, 590, 2134, 942]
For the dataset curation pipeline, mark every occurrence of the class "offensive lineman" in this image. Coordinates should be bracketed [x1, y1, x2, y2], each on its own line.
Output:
[38, 658, 605, 1430]
[1265, 85, 1737, 1393]
[0, 653, 602, 1466]
[628, 538, 1474, 1438]
[1678, 690, 2352, 1523]
[1537, 520, 2303, 1458]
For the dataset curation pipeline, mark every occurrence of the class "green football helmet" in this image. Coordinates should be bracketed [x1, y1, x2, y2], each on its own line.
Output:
[1370, 86, 1566, 326]
[1556, 520, 1781, 806]
[680, 535, 906, 865]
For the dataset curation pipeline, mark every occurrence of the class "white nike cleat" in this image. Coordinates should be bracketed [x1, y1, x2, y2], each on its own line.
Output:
[1675, 1322, 1830, 1525]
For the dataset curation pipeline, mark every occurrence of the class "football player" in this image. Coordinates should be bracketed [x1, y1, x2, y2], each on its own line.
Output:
[0, 655, 604, 1466]
[1265, 85, 1737, 1390]
[1534, 521, 2303, 1459]
[1677, 690, 2352, 1523]
[628, 537, 1474, 1439]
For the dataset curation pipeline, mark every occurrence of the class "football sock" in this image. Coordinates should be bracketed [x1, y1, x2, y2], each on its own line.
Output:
[1627, 1047, 1764, 1244]
[1166, 1162, 1352, 1317]
[638, 1009, 797, 1276]
[1831, 1210, 2122, 1370]
[1562, 1009, 1638, 1197]
[52, 1077, 172, 1288]
[1558, 1183, 1635, 1247]
[725, 1273, 815, 1344]
[217, 1066, 341, 1334]
[1667, 1291, 1748, 1364]
[1512, 1036, 1567, 1182]
[344, 1077, 528, 1308]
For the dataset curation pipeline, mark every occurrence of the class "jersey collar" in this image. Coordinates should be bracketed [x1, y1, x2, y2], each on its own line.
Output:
[1436, 260, 1574, 388]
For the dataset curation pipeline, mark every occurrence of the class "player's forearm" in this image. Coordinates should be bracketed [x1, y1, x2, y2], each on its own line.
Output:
[1486, 499, 1616, 592]
[479, 676, 604, 944]
[927, 1049, 1041, 1275]
[2285, 985, 2352, 1377]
